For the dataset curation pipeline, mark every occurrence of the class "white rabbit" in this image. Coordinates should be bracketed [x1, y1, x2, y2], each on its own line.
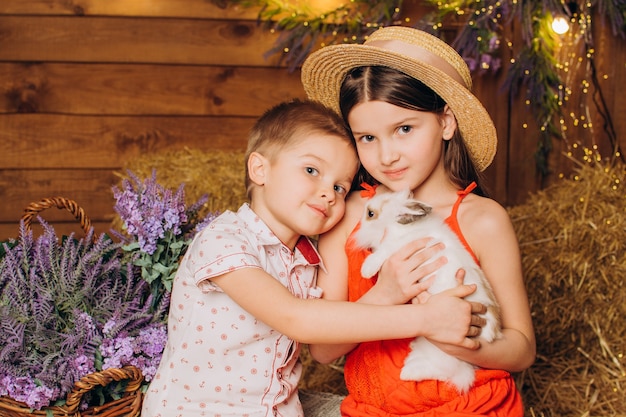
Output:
[354, 189, 502, 393]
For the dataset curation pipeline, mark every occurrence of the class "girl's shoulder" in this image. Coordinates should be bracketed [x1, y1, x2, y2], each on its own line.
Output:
[459, 193, 515, 237]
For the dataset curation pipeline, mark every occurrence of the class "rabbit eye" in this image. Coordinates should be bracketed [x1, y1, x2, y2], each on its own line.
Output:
[367, 210, 375, 218]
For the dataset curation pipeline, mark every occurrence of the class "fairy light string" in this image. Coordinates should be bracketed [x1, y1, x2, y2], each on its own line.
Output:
[223, 0, 625, 175]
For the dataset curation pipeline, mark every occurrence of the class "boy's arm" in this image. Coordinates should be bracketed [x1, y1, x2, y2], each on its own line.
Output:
[212, 266, 482, 347]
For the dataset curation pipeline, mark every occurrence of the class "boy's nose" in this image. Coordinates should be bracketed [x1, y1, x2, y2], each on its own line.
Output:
[320, 185, 336, 204]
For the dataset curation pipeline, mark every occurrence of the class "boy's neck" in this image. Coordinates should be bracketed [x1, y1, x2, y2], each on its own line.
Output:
[248, 202, 300, 250]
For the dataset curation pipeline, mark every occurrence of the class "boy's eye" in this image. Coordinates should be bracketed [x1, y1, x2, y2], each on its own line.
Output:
[334, 184, 347, 196]
[306, 167, 319, 176]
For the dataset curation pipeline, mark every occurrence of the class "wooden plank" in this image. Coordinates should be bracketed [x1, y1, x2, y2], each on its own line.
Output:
[0, 63, 305, 115]
[594, 20, 626, 159]
[0, 169, 118, 225]
[472, 69, 510, 206]
[0, 16, 286, 66]
[0, 0, 427, 22]
[0, 114, 255, 169]
[0, 0, 259, 19]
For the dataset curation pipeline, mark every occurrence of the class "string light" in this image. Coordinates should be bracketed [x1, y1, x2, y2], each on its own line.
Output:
[552, 16, 570, 34]
[250, 0, 623, 172]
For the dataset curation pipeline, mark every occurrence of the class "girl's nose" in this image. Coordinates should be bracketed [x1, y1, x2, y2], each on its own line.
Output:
[379, 141, 399, 165]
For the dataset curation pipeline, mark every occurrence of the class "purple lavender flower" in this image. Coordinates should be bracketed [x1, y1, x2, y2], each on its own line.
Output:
[112, 170, 214, 308]
[100, 322, 166, 382]
[112, 170, 188, 255]
[72, 352, 96, 377]
[0, 374, 59, 410]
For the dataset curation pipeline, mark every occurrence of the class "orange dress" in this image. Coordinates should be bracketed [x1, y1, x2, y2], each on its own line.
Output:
[340, 184, 524, 417]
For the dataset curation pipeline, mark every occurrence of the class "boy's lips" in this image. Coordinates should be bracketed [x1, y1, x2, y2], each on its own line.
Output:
[308, 204, 328, 218]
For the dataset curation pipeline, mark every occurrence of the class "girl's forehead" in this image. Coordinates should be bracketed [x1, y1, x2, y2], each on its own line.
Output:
[348, 101, 429, 130]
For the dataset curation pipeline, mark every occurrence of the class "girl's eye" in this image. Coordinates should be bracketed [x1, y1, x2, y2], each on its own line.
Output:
[306, 167, 319, 176]
[358, 134, 375, 143]
[398, 125, 412, 135]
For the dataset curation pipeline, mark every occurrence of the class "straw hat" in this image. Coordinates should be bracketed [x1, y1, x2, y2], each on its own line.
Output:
[301, 26, 497, 172]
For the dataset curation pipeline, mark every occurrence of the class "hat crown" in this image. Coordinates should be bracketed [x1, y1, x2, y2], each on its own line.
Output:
[365, 26, 472, 90]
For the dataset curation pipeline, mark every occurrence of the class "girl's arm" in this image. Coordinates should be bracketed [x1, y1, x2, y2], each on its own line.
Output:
[211, 265, 482, 347]
[430, 198, 536, 372]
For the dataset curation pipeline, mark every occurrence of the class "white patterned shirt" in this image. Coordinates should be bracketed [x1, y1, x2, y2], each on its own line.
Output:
[142, 203, 324, 417]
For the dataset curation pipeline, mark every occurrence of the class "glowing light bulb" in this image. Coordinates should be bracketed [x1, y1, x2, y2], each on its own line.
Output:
[552, 16, 570, 34]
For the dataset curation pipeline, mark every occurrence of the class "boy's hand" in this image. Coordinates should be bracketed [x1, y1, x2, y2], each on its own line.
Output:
[413, 268, 487, 337]
[421, 283, 485, 350]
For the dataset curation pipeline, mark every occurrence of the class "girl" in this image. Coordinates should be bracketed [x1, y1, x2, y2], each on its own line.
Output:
[141, 99, 485, 417]
[301, 27, 536, 416]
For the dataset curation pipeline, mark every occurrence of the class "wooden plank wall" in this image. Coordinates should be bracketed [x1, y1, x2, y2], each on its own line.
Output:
[1, 0, 624, 241]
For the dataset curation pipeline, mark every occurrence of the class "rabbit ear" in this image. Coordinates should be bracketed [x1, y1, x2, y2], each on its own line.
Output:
[408, 200, 432, 215]
[397, 200, 431, 224]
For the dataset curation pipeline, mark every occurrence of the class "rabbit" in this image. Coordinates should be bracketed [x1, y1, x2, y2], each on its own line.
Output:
[353, 189, 502, 393]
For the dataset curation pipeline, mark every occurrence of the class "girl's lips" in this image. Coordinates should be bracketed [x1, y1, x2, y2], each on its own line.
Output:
[382, 167, 408, 179]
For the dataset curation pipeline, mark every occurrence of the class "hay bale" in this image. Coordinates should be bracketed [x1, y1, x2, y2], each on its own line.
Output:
[115, 148, 248, 221]
[299, 347, 347, 395]
[510, 159, 626, 416]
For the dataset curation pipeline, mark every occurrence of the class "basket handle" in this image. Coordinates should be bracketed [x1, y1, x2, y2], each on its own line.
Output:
[64, 366, 144, 414]
[21, 197, 93, 236]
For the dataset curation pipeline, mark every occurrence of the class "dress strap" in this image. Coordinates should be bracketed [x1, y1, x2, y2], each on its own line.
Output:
[449, 182, 477, 220]
[445, 182, 479, 265]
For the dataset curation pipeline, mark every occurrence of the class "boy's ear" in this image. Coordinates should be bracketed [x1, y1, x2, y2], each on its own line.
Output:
[441, 105, 458, 140]
[247, 151, 268, 186]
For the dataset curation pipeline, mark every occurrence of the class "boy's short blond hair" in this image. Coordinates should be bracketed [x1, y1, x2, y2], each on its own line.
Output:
[244, 99, 355, 199]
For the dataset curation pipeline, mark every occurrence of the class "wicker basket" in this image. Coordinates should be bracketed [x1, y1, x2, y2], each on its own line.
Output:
[0, 366, 143, 417]
[20, 196, 93, 236]
[0, 197, 145, 417]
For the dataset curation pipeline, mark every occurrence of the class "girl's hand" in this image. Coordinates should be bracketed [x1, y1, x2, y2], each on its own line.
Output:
[371, 238, 447, 305]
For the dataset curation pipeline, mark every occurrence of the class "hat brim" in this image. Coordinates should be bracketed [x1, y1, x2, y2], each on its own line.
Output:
[301, 43, 497, 172]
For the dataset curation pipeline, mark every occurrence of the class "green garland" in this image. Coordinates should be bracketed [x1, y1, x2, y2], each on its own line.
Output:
[225, 0, 626, 175]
